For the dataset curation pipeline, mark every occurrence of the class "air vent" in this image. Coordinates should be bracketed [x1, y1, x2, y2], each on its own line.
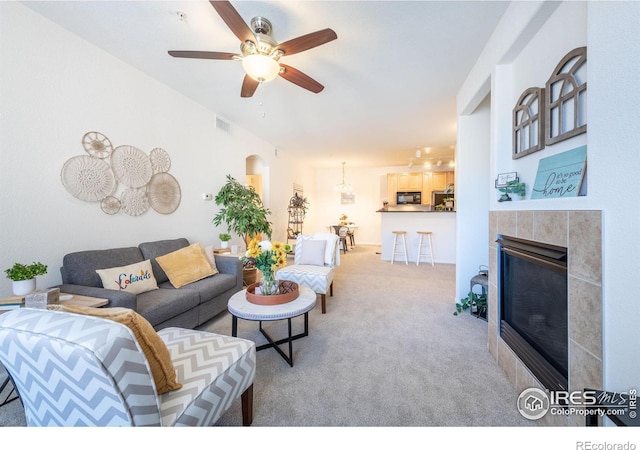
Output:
[216, 116, 232, 135]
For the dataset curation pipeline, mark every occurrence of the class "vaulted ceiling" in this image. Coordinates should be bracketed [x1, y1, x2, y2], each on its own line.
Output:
[24, 1, 509, 169]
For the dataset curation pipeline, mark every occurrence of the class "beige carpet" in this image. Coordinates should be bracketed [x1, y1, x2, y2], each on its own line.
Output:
[212, 244, 534, 427]
[0, 244, 534, 427]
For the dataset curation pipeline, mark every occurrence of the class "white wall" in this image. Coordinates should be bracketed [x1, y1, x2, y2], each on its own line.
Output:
[455, 94, 491, 300]
[0, 3, 308, 296]
[457, 0, 640, 395]
[587, 1, 640, 395]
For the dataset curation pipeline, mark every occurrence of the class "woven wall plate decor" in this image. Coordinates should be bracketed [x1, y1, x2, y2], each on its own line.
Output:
[82, 131, 113, 159]
[100, 195, 122, 215]
[146, 172, 181, 214]
[110, 145, 153, 188]
[121, 187, 150, 216]
[61, 155, 116, 202]
[150, 147, 171, 173]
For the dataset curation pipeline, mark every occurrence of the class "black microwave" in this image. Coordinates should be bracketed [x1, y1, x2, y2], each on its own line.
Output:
[396, 191, 421, 204]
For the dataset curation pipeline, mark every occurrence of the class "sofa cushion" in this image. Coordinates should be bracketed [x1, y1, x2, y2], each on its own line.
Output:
[47, 304, 182, 394]
[175, 273, 238, 304]
[135, 287, 201, 328]
[202, 245, 220, 272]
[95, 259, 159, 295]
[61, 247, 144, 287]
[155, 243, 217, 288]
[139, 238, 190, 284]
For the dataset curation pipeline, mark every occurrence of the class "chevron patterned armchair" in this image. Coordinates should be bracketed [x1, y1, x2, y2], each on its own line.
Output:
[0, 308, 256, 426]
[276, 233, 340, 314]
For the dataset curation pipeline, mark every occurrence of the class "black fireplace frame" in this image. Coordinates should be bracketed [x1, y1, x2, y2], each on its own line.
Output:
[497, 235, 568, 392]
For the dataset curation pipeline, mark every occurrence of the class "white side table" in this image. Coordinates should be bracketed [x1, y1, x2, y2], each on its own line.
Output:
[228, 285, 316, 367]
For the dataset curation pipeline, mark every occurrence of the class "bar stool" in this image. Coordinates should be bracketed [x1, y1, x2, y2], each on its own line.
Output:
[416, 231, 434, 267]
[391, 231, 408, 265]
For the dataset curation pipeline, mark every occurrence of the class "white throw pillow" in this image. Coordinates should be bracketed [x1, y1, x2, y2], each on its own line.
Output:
[297, 239, 327, 266]
[96, 259, 159, 295]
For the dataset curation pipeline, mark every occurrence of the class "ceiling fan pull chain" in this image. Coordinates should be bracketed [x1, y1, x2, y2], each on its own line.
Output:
[258, 83, 267, 119]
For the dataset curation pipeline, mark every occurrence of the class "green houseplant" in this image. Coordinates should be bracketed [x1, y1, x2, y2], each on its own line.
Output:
[213, 175, 273, 285]
[498, 180, 526, 202]
[5, 261, 48, 296]
[219, 233, 231, 248]
[453, 291, 488, 319]
[213, 175, 273, 243]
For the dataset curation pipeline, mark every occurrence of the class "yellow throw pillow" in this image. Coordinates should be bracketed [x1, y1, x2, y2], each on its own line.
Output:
[156, 243, 217, 288]
[96, 260, 159, 295]
[48, 304, 182, 395]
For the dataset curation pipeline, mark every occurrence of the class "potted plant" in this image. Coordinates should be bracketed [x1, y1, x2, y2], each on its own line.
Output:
[219, 233, 231, 248]
[443, 197, 454, 210]
[4, 261, 48, 296]
[498, 180, 526, 202]
[453, 291, 488, 320]
[213, 175, 273, 285]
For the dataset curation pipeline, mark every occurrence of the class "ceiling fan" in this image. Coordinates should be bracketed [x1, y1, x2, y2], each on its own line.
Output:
[168, 0, 337, 98]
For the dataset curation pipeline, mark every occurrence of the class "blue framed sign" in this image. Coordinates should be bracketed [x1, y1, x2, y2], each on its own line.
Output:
[531, 146, 587, 199]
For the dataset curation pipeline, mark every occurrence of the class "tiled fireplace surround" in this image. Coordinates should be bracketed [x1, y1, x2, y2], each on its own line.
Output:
[488, 210, 602, 426]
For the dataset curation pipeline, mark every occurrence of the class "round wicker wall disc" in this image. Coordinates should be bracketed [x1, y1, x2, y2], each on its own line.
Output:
[150, 147, 171, 173]
[147, 172, 181, 214]
[100, 195, 122, 215]
[111, 145, 152, 188]
[82, 131, 113, 159]
[121, 188, 150, 216]
[61, 155, 116, 202]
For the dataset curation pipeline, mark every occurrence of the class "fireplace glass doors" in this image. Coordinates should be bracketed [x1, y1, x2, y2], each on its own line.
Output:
[497, 235, 568, 391]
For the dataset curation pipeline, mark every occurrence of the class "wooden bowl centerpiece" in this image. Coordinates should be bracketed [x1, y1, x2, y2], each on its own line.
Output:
[246, 280, 299, 305]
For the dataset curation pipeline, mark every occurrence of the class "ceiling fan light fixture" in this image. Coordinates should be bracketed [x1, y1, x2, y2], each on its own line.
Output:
[242, 54, 280, 82]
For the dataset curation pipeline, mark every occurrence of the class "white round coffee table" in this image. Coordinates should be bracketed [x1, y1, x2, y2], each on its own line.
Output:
[228, 285, 316, 367]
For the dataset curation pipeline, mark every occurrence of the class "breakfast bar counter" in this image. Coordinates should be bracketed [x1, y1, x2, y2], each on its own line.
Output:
[378, 210, 456, 264]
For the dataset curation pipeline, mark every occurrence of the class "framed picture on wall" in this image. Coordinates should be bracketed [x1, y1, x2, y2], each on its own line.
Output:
[341, 192, 355, 204]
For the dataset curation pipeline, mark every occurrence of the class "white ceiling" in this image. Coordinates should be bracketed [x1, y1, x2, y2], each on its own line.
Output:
[23, 0, 509, 169]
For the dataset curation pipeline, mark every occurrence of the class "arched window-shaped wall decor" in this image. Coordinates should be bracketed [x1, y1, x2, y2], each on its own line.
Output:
[545, 46, 587, 146]
[513, 87, 545, 159]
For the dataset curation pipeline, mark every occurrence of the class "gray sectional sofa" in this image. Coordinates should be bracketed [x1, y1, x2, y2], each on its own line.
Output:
[57, 238, 242, 330]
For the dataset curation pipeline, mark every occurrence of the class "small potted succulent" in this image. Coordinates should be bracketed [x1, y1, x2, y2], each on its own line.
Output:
[219, 233, 231, 248]
[4, 261, 48, 296]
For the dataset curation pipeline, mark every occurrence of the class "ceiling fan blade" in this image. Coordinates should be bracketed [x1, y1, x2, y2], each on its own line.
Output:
[279, 64, 324, 93]
[168, 50, 237, 60]
[277, 29, 337, 56]
[209, 1, 256, 44]
[241, 75, 260, 98]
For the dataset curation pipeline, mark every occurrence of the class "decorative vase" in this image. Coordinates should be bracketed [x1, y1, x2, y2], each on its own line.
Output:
[13, 278, 36, 296]
[259, 270, 278, 295]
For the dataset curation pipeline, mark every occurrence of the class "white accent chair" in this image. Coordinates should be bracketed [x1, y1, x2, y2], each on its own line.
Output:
[276, 233, 340, 314]
[0, 308, 256, 426]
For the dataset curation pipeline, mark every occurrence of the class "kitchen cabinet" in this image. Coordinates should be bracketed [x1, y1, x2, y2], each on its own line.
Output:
[397, 173, 423, 191]
[421, 173, 432, 205]
[431, 171, 455, 191]
[387, 174, 399, 205]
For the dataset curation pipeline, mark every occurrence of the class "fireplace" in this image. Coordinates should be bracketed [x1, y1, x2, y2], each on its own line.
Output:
[497, 235, 568, 392]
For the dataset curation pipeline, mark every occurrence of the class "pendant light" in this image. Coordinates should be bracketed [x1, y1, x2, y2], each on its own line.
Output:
[335, 162, 352, 192]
